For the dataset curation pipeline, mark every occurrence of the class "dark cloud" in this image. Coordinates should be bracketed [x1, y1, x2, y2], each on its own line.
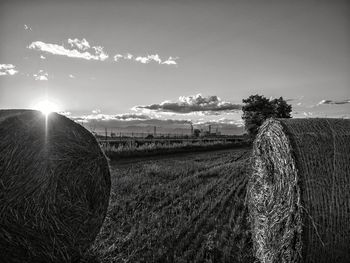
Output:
[71, 113, 151, 122]
[318, 99, 350, 105]
[114, 114, 151, 120]
[146, 119, 192, 125]
[135, 94, 242, 113]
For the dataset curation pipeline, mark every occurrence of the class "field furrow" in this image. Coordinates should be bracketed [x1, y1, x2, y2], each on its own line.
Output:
[85, 148, 253, 263]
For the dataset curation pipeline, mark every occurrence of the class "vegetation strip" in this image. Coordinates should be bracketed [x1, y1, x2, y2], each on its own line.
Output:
[85, 149, 254, 262]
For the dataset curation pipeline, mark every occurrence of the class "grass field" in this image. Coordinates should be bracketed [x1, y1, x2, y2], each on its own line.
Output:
[85, 147, 254, 263]
[102, 139, 251, 160]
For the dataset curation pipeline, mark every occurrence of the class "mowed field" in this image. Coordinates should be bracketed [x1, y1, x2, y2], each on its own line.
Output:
[86, 147, 254, 263]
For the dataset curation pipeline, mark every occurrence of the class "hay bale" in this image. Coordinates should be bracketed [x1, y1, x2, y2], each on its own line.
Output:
[248, 118, 350, 263]
[0, 109, 111, 263]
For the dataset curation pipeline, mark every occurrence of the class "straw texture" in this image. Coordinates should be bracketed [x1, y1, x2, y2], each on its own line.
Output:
[0, 109, 111, 263]
[248, 118, 350, 263]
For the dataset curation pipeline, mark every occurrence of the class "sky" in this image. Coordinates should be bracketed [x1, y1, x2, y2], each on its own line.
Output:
[0, 0, 349, 134]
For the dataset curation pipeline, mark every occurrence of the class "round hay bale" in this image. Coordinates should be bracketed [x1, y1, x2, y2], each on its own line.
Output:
[248, 118, 350, 263]
[0, 109, 111, 263]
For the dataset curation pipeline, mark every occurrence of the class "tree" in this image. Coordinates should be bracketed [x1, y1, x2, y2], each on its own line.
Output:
[242, 94, 292, 136]
[193, 129, 201, 137]
[270, 97, 292, 118]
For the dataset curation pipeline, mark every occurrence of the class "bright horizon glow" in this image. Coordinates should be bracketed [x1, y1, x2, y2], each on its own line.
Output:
[33, 99, 59, 116]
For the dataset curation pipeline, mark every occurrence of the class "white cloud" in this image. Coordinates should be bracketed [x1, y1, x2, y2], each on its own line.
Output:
[28, 40, 109, 61]
[36, 76, 48, 81]
[148, 54, 162, 64]
[134, 54, 174, 65]
[69, 74, 75, 78]
[162, 56, 178, 65]
[0, 64, 18, 76]
[40, 55, 46, 59]
[135, 56, 150, 64]
[29, 38, 176, 65]
[24, 24, 32, 31]
[135, 94, 242, 113]
[68, 38, 90, 51]
[59, 111, 72, 116]
[92, 46, 108, 61]
[114, 53, 178, 65]
[114, 54, 123, 61]
[193, 117, 244, 127]
[124, 53, 134, 60]
[162, 60, 177, 65]
[92, 109, 101, 114]
[303, 112, 313, 117]
[33, 70, 48, 81]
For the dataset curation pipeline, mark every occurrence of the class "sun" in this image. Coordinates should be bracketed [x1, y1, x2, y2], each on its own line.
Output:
[33, 99, 59, 116]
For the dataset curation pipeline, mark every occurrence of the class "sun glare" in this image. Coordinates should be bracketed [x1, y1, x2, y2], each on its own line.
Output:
[33, 100, 59, 116]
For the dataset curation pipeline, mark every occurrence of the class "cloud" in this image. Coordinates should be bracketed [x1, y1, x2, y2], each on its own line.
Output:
[114, 113, 151, 120]
[134, 94, 242, 114]
[113, 53, 178, 65]
[111, 114, 150, 121]
[59, 111, 72, 116]
[29, 38, 174, 65]
[162, 56, 178, 65]
[134, 54, 162, 64]
[193, 117, 244, 127]
[318, 99, 350, 105]
[0, 64, 18, 76]
[214, 118, 244, 127]
[89, 109, 152, 121]
[114, 54, 123, 61]
[40, 55, 46, 60]
[28, 40, 109, 61]
[35, 75, 48, 81]
[303, 112, 313, 117]
[69, 74, 75, 78]
[92, 46, 109, 61]
[135, 54, 162, 64]
[33, 70, 48, 81]
[73, 112, 151, 122]
[124, 53, 133, 60]
[24, 24, 32, 31]
[148, 54, 162, 64]
[68, 38, 90, 51]
[138, 54, 162, 64]
[92, 109, 101, 114]
[135, 56, 150, 64]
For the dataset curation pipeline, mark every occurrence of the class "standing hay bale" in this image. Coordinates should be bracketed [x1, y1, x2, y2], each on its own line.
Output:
[248, 118, 350, 263]
[0, 109, 111, 263]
